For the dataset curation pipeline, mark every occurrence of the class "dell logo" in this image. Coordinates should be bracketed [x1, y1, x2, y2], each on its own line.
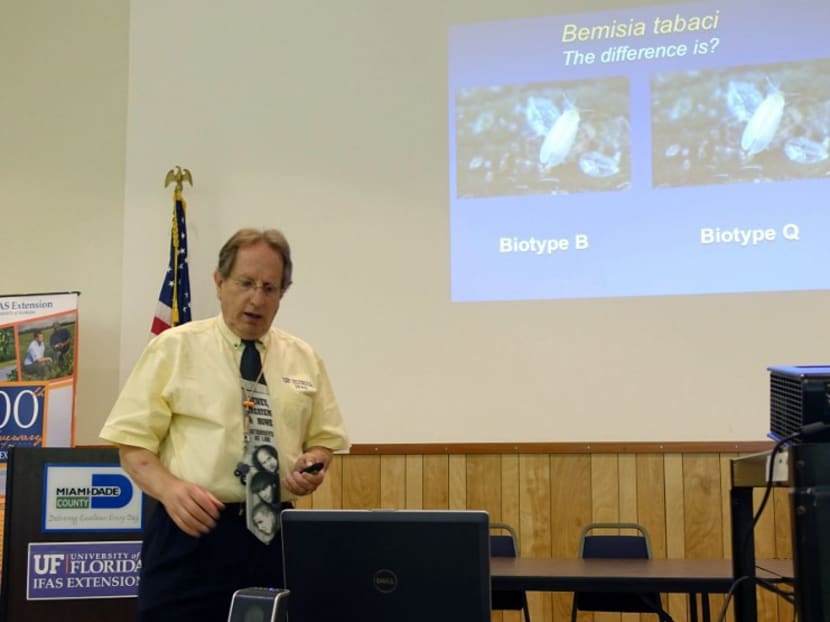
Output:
[372, 569, 398, 594]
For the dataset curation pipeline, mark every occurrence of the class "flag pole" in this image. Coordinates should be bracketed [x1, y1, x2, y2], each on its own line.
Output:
[151, 167, 194, 336]
[164, 166, 193, 325]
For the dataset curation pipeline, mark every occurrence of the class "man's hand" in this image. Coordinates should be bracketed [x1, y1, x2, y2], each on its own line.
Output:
[158, 479, 225, 537]
[283, 447, 333, 497]
[118, 445, 224, 537]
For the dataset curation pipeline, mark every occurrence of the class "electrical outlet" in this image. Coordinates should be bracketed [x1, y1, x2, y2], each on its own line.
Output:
[766, 450, 789, 483]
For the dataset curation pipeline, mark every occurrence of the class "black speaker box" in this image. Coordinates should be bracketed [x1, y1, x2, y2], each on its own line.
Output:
[768, 365, 830, 441]
[790, 444, 830, 622]
[227, 587, 289, 622]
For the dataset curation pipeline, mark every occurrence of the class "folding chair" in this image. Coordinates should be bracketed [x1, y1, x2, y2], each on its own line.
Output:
[570, 522, 673, 622]
[490, 521, 531, 622]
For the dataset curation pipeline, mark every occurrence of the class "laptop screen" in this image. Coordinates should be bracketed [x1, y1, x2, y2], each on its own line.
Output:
[281, 509, 491, 622]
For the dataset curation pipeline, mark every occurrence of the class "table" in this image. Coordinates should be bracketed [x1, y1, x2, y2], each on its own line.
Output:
[730, 450, 790, 621]
[491, 557, 793, 622]
[732, 445, 830, 621]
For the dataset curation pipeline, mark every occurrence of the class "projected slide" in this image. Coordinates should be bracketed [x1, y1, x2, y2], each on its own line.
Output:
[449, 0, 830, 302]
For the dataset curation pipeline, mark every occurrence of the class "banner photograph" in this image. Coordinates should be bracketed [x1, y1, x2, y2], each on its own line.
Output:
[0, 292, 80, 496]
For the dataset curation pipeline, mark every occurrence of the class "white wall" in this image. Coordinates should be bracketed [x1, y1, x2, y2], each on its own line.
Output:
[120, 0, 830, 444]
[0, 0, 129, 444]
[5, 0, 828, 445]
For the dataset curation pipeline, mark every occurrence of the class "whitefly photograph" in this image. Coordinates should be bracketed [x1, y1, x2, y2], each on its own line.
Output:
[652, 58, 830, 188]
[455, 77, 631, 198]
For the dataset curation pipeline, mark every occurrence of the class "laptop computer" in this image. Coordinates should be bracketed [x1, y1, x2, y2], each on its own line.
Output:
[280, 509, 491, 622]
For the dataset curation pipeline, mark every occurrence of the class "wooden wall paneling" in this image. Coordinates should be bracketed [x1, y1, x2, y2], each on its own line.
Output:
[498, 454, 521, 622]
[772, 487, 792, 558]
[617, 455, 640, 622]
[683, 454, 724, 558]
[772, 487, 795, 622]
[550, 454, 592, 558]
[716, 453, 737, 622]
[297, 453, 340, 509]
[683, 454, 726, 621]
[550, 454, 591, 622]
[752, 487, 782, 622]
[757, 587, 779, 622]
[717, 452, 789, 622]
[467, 455, 503, 517]
[423, 454, 449, 509]
[636, 454, 667, 557]
[500, 453, 520, 528]
[493, 454, 521, 622]
[755, 561, 784, 622]
[350, 442, 775, 456]
[753, 487, 777, 560]
[377, 455, 405, 508]
[619, 452, 640, 618]
[497, 455, 518, 622]
[326, 453, 344, 508]
[342, 454, 381, 508]
[718, 454, 736, 557]
[449, 454, 467, 509]
[589, 456, 619, 622]
[753, 485, 790, 620]
[590, 454, 620, 525]
[663, 454, 687, 621]
[304, 453, 342, 509]
[618, 453, 638, 522]
[520, 454, 553, 554]
[297, 450, 799, 622]
[404, 454, 423, 509]
[773, 566, 795, 619]
[520, 454, 554, 622]
[5, 448, 798, 622]
[636, 454, 667, 622]
[294, 493, 313, 509]
[776, 588, 795, 622]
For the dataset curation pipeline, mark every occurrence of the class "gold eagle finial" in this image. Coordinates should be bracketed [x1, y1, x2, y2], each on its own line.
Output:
[164, 166, 193, 192]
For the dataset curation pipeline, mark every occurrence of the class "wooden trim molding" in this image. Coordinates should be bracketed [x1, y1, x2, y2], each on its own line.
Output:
[84, 441, 774, 455]
[348, 441, 774, 455]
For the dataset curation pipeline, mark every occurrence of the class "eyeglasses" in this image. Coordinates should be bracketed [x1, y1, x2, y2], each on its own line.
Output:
[230, 277, 281, 299]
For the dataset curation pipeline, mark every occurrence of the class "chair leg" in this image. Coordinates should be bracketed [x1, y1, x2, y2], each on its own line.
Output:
[569, 595, 578, 622]
[522, 593, 531, 622]
[656, 608, 675, 622]
[636, 593, 675, 622]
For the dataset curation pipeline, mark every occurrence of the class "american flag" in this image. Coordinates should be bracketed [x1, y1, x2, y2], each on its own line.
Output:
[151, 190, 192, 335]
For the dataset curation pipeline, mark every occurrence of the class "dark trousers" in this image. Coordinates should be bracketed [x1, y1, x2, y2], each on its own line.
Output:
[137, 503, 285, 622]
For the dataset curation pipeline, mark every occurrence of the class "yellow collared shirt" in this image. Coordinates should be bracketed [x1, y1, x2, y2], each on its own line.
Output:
[100, 315, 349, 501]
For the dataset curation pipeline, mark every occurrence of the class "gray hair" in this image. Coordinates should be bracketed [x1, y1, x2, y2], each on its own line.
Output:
[216, 228, 293, 292]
